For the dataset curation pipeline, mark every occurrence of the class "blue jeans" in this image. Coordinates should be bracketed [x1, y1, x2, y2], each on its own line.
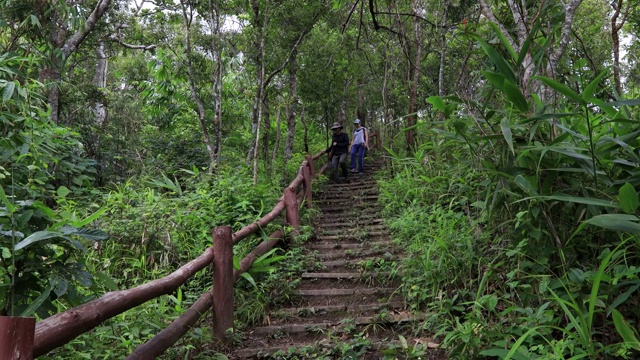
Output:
[350, 144, 366, 172]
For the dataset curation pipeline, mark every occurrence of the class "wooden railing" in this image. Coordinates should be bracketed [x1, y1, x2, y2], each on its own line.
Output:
[30, 150, 328, 359]
[27, 129, 382, 359]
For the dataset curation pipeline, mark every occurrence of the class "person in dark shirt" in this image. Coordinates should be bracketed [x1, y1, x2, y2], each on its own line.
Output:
[326, 122, 350, 180]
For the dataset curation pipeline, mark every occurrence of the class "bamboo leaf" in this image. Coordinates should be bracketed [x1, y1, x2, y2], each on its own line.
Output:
[533, 76, 586, 106]
[618, 183, 638, 214]
[529, 194, 618, 208]
[500, 118, 514, 155]
[583, 214, 640, 233]
[612, 309, 640, 350]
[488, 22, 517, 62]
[475, 37, 518, 84]
[503, 80, 529, 113]
[582, 70, 607, 101]
[600, 99, 640, 107]
[482, 71, 506, 91]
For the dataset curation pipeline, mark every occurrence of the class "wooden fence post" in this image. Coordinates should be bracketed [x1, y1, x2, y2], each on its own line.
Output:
[302, 165, 312, 207]
[212, 226, 233, 345]
[306, 154, 315, 178]
[0, 316, 35, 360]
[284, 186, 300, 230]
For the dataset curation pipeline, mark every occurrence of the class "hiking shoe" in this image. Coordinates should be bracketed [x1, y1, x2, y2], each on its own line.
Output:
[350, 168, 358, 173]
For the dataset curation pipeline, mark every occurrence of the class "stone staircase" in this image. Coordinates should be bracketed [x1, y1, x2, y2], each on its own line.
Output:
[229, 159, 443, 359]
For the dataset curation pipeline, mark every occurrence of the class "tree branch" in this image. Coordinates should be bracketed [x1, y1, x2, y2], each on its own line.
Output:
[61, 0, 113, 57]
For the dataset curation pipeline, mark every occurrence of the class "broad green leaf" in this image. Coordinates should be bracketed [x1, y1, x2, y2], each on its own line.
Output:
[240, 272, 258, 290]
[582, 70, 607, 101]
[480, 349, 530, 360]
[475, 37, 517, 84]
[619, 183, 639, 214]
[482, 71, 506, 91]
[72, 207, 107, 227]
[426, 96, 446, 112]
[514, 175, 538, 196]
[500, 118, 514, 155]
[521, 112, 578, 124]
[2, 81, 15, 101]
[530, 194, 618, 208]
[72, 228, 109, 241]
[14, 230, 62, 250]
[94, 271, 119, 291]
[503, 80, 529, 113]
[583, 214, 640, 233]
[57, 186, 71, 198]
[533, 76, 586, 106]
[600, 99, 640, 107]
[488, 22, 517, 62]
[612, 309, 640, 350]
[0, 186, 15, 213]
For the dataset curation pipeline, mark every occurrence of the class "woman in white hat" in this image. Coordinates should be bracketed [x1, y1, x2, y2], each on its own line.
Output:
[349, 119, 369, 173]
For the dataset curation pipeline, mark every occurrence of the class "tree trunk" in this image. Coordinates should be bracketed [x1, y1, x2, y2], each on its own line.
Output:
[437, 0, 449, 121]
[252, 17, 267, 184]
[271, 104, 282, 175]
[42, 0, 113, 124]
[94, 41, 108, 127]
[406, 0, 422, 149]
[283, 51, 298, 164]
[248, 0, 265, 167]
[208, 0, 223, 167]
[180, 0, 217, 172]
[611, 0, 631, 95]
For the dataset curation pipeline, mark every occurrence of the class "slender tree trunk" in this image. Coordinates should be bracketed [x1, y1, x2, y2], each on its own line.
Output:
[437, 0, 449, 121]
[42, 0, 113, 124]
[406, 0, 421, 149]
[248, 0, 266, 167]
[301, 108, 308, 153]
[252, 34, 266, 184]
[208, 0, 223, 167]
[283, 50, 298, 164]
[611, 0, 631, 95]
[94, 41, 108, 127]
[271, 104, 282, 172]
[180, 0, 217, 172]
[261, 96, 271, 166]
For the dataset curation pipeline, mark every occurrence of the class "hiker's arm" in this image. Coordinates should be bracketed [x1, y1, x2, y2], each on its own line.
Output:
[364, 129, 369, 149]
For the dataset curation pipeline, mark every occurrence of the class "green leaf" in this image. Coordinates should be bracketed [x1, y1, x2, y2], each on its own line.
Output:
[72, 228, 109, 241]
[14, 230, 62, 250]
[57, 186, 71, 198]
[482, 71, 506, 91]
[500, 118, 514, 155]
[94, 271, 119, 291]
[488, 23, 517, 62]
[600, 99, 640, 107]
[619, 183, 639, 214]
[582, 70, 607, 101]
[19, 284, 52, 317]
[240, 272, 258, 290]
[514, 175, 538, 196]
[527, 194, 618, 208]
[533, 76, 586, 106]
[426, 96, 446, 112]
[2, 81, 16, 101]
[583, 214, 640, 233]
[72, 207, 107, 228]
[612, 309, 640, 350]
[0, 186, 15, 213]
[475, 37, 517, 84]
[503, 80, 529, 113]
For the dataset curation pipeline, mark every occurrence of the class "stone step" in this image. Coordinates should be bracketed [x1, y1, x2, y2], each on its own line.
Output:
[318, 224, 389, 234]
[315, 230, 390, 241]
[316, 218, 385, 228]
[233, 335, 439, 359]
[294, 287, 396, 296]
[307, 239, 391, 250]
[320, 256, 399, 270]
[301, 272, 392, 279]
[315, 248, 392, 260]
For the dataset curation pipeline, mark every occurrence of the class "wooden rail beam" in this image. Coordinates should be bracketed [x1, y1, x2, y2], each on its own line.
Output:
[0, 316, 35, 360]
[212, 226, 234, 345]
[284, 187, 300, 230]
[302, 165, 312, 207]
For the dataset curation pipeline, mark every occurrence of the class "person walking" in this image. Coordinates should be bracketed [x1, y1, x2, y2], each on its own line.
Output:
[350, 119, 369, 173]
[326, 122, 350, 181]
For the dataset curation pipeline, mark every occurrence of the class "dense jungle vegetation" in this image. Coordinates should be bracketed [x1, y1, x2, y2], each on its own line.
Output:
[2, 0, 640, 358]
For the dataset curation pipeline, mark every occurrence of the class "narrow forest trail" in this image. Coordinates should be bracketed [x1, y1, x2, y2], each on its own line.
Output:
[230, 159, 444, 359]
